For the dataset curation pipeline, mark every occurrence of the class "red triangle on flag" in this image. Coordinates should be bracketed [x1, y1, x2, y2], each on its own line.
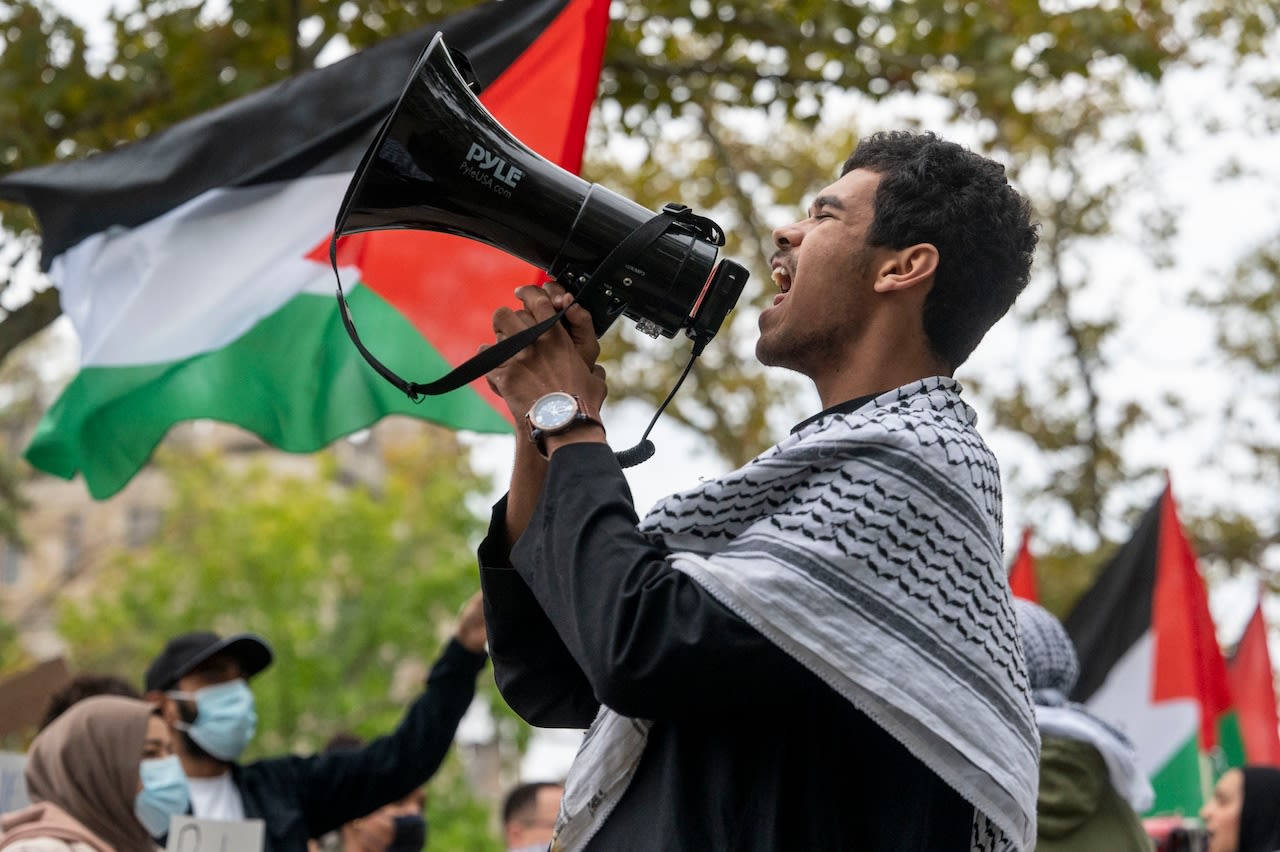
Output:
[1009, 527, 1039, 603]
[1151, 481, 1235, 751]
[1228, 595, 1280, 766]
[309, 0, 610, 418]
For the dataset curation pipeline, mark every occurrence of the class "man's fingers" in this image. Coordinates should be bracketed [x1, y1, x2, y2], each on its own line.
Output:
[515, 284, 558, 323]
[563, 300, 601, 362]
[492, 305, 538, 338]
[545, 280, 571, 305]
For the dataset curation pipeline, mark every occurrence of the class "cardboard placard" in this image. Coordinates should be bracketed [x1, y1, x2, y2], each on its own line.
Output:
[0, 658, 71, 737]
[165, 816, 265, 852]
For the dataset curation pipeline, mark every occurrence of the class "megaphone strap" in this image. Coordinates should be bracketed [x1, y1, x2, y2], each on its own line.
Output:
[334, 279, 568, 402]
[329, 202, 707, 401]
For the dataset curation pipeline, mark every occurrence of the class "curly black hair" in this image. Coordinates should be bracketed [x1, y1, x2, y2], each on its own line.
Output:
[39, 672, 142, 729]
[843, 131, 1038, 369]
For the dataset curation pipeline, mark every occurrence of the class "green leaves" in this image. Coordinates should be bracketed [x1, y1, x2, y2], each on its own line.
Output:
[58, 428, 487, 752]
[0, 0, 1274, 662]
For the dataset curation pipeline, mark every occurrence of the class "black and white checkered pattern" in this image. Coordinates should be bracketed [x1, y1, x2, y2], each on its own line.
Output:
[552, 378, 1038, 852]
[1013, 597, 1081, 701]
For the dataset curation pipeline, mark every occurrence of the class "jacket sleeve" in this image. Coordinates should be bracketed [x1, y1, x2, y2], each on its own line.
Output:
[288, 638, 487, 837]
[478, 497, 601, 728]
[509, 442, 835, 720]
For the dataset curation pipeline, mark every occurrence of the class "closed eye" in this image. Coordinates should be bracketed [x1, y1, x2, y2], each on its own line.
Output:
[807, 194, 845, 221]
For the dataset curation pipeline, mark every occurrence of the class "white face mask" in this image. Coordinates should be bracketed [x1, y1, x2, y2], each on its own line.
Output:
[135, 755, 190, 837]
[167, 678, 257, 761]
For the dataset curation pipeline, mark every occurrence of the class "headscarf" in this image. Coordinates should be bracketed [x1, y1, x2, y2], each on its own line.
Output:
[1013, 598, 1079, 704]
[24, 695, 159, 852]
[1013, 598, 1154, 812]
[1240, 766, 1280, 852]
[0, 801, 115, 851]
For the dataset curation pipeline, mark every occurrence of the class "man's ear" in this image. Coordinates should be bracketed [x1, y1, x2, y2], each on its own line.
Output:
[873, 243, 938, 294]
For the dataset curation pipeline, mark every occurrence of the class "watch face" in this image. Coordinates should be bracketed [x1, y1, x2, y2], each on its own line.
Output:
[530, 392, 579, 431]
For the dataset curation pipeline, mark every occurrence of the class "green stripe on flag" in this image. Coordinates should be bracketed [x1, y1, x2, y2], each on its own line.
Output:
[1148, 734, 1203, 816]
[1216, 709, 1247, 769]
[26, 285, 511, 498]
[1146, 711, 1246, 817]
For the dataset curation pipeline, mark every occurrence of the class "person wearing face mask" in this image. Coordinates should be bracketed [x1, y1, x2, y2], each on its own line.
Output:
[141, 592, 487, 852]
[0, 695, 190, 852]
[1201, 766, 1280, 852]
[310, 734, 427, 852]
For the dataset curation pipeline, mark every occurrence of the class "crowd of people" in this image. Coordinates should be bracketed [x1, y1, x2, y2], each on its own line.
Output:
[3, 130, 1279, 851]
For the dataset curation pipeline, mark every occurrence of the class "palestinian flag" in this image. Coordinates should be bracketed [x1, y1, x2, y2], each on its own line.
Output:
[1065, 481, 1245, 815]
[1008, 527, 1039, 602]
[1227, 596, 1280, 766]
[0, 0, 610, 499]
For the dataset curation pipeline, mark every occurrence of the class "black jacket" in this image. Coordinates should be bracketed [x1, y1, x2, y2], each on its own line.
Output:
[479, 443, 973, 851]
[229, 639, 486, 852]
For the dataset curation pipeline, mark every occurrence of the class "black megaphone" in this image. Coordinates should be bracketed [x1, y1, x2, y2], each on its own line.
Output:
[330, 32, 748, 401]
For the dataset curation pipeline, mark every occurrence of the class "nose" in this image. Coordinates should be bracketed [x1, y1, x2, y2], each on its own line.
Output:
[773, 220, 804, 249]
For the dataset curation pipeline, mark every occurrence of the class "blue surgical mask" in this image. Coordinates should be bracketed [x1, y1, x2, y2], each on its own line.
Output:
[134, 755, 190, 838]
[168, 679, 257, 761]
[387, 814, 427, 852]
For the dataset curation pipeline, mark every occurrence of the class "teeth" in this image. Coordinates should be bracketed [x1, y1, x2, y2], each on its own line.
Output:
[771, 267, 790, 287]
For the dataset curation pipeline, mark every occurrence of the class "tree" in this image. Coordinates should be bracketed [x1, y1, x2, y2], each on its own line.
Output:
[586, 0, 1187, 467]
[3, 0, 1277, 615]
[1189, 0, 1280, 582]
[56, 426, 502, 847]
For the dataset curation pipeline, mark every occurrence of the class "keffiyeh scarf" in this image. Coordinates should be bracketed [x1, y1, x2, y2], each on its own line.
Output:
[551, 378, 1039, 852]
[1013, 597, 1153, 812]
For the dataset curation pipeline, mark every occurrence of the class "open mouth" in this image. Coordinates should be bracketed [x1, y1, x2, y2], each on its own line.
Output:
[770, 265, 792, 306]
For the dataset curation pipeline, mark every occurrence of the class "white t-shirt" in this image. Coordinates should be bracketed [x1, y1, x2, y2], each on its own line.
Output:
[186, 771, 246, 821]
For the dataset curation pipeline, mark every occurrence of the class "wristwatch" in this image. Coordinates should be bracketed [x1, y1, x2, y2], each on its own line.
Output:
[525, 391, 603, 457]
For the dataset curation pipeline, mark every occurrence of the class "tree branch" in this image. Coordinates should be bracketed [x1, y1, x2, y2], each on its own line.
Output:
[0, 288, 62, 368]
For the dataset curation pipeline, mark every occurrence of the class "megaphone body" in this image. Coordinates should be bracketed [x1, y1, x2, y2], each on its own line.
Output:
[333, 32, 747, 351]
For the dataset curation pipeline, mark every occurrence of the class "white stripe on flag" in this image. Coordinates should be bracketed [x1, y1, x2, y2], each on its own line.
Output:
[52, 172, 359, 367]
[1085, 631, 1198, 777]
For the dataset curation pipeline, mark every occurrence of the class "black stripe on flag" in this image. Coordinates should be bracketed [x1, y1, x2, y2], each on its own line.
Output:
[1063, 492, 1162, 702]
[0, 0, 573, 269]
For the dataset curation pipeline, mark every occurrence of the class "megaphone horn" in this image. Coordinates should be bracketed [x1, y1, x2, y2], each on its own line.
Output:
[330, 32, 747, 401]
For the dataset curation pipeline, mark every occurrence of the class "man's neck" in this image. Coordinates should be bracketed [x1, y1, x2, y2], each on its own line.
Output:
[812, 339, 950, 410]
[178, 749, 232, 779]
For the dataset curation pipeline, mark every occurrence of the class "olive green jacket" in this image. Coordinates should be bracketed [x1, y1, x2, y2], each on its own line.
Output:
[1036, 734, 1153, 852]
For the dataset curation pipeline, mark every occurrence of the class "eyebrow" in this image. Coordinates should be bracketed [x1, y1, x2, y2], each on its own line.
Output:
[808, 195, 845, 216]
